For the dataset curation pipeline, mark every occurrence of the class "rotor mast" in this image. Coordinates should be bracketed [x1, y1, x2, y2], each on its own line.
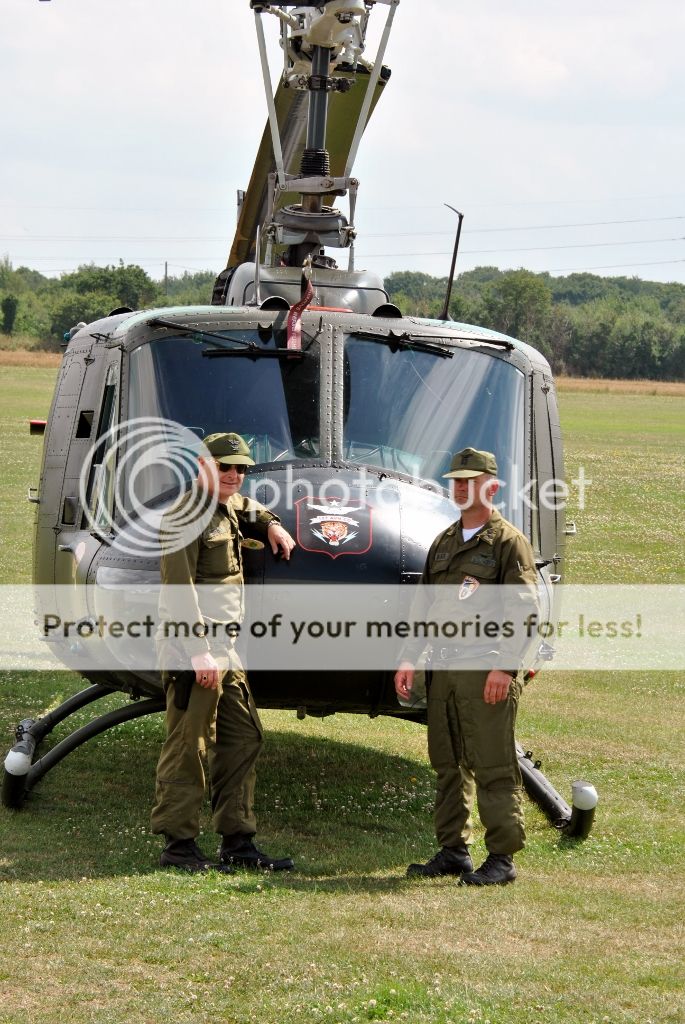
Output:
[251, 0, 399, 270]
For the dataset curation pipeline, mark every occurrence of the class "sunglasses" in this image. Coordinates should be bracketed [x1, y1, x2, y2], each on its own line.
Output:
[215, 461, 248, 474]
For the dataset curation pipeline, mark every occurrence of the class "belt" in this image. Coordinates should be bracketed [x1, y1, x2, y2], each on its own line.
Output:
[428, 646, 500, 665]
[430, 646, 462, 664]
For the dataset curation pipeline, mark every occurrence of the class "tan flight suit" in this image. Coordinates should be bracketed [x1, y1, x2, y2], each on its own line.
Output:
[150, 491, 278, 841]
[401, 510, 538, 855]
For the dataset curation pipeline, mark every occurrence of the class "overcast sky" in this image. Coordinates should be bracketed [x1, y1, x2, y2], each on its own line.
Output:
[2, 0, 684, 286]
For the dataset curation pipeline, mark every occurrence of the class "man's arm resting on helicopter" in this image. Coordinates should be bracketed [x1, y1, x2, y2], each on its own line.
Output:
[266, 521, 296, 559]
[232, 495, 296, 560]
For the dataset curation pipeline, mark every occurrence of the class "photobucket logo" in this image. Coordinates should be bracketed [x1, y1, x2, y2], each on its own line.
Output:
[243, 463, 592, 515]
[79, 417, 216, 558]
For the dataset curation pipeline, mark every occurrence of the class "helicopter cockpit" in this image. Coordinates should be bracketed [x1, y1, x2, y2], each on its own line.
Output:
[120, 324, 526, 526]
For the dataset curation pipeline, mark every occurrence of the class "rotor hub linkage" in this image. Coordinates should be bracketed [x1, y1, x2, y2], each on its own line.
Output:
[307, 74, 353, 93]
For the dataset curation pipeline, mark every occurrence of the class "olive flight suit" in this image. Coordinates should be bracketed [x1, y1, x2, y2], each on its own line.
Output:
[401, 510, 538, 855]
[150, 490, 279, 841]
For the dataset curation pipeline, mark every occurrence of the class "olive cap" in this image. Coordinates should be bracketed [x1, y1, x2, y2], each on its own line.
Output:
[443, 447, 498, 479]
[203, 432, 255, 466]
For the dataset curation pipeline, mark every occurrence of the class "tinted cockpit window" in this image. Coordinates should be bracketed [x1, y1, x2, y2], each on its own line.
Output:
[343, 337, 525, 524]
[125, 334, 320, 506]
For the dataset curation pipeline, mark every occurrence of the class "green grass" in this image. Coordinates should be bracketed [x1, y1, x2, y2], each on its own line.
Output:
[560, 392, 685, 583]
[0, 369, 684, 1023]
[0, 365, 54, 583]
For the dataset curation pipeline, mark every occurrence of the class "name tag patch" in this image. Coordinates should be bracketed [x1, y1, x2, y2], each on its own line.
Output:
[471, 553, 497, 567]
[206, 528, 230, 543]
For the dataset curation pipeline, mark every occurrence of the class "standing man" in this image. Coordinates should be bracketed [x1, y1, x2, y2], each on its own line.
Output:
[395, 448, 538, 886]
[151, 432, 296, 873]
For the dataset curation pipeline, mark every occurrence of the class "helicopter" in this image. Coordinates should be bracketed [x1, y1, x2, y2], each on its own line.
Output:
[3, 0, 596, 838]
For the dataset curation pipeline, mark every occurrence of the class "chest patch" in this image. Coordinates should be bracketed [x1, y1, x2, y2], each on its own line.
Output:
[459, 575, 480, 600]
[470, 553, 497, 568]
[206, 527, 230, 543]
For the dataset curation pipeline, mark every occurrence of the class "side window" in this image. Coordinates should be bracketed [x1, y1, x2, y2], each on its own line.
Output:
[84, 365, 119, 533]
[530, 436, 541, 556]
[532, 374, 559, 563]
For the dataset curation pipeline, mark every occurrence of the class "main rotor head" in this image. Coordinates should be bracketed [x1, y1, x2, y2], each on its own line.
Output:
[251, 0, 399, 269]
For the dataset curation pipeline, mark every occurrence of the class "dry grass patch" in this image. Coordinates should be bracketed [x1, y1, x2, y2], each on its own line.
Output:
[557, 375, 685, 396]
[0, 349, 62, 368]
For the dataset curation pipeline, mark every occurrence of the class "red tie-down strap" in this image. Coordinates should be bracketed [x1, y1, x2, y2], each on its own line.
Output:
[286, 268, 315, 351]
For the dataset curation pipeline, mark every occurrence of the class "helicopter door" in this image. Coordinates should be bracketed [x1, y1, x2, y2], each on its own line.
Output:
[34, 351, 89, 584]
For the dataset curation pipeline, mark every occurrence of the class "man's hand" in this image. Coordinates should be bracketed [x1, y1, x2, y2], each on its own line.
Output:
[267, 522, 296, 560]
[394, 661, 415, 702]
[484, 669, 514, 704]
[191, 651, 220, 689]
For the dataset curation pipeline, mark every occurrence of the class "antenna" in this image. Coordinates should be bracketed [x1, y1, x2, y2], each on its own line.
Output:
[437, 204, 464, 322]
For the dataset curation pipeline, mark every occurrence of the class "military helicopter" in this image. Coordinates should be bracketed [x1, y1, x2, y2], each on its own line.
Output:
[3, 0, 596, 837]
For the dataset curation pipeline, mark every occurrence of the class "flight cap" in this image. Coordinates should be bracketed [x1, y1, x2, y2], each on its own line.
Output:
[443, 447, 497, 479]
[203, 432, 255, 467]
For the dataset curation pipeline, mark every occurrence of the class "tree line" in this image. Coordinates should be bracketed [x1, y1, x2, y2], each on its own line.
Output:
[385, 267, 685, 380]
[1, 256, 683, 380]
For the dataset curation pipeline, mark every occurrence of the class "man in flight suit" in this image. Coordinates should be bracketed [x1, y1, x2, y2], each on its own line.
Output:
[151, 432, 296, 873]
[394, 448, 538, 885]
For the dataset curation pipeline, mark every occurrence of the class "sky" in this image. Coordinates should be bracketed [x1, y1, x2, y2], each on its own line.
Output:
[2, 0, 685, 286]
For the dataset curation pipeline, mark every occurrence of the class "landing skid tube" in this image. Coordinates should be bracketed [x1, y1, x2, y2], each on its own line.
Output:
[517, 743, 597, 838]
[517, 743, 571, 827]
[2, 685, 164, 809]
[3, 691, 596, 837]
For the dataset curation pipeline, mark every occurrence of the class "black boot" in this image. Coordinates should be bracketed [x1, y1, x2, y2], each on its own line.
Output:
[160, 837, 234, 874]
[220, 834, 295, 871]
[459, 853, 516, 886]
[406, 845, 473, 878]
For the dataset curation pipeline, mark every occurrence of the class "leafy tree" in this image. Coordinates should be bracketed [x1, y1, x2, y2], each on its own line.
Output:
[1, 294, 18, 334]
[478, 269, 553, 358]
[59, 262, 161, 309]
[549, 272, 615, 307]
[49, 289, 122, 340]
[0, 255, 12, 290]
[161, 269, 216, 305]
[13, 265, 51, 292]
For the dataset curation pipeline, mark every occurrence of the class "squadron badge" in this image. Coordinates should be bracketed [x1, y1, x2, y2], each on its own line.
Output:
[295, 496, 372, 559]
[459, 575, 480, 600]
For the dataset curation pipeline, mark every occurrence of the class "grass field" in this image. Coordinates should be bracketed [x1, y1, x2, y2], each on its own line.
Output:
[0, 365, 683, 1024]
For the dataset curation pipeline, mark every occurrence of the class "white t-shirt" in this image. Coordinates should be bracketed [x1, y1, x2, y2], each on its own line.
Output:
[461, 525, 483, 542]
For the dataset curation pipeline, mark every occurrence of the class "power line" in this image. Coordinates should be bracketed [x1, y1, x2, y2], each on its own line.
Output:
[2, 193, 685, 213]
[2, 215, 685, 246]
[10, 234, 685, 264]
[364, 194, 685, 211]
[357, 236, 684, 259]
[547, 258, 685, 273]
[365, 216, 685, 237]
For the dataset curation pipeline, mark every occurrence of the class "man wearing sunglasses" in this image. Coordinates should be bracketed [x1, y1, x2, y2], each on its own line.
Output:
[151, 432, 296, 874]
